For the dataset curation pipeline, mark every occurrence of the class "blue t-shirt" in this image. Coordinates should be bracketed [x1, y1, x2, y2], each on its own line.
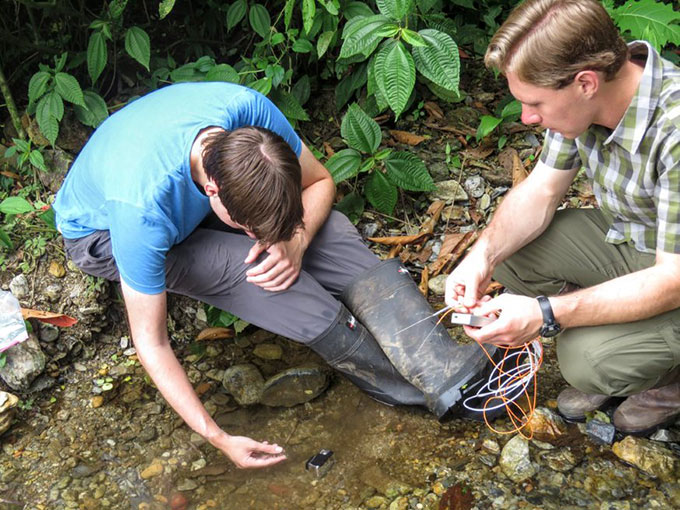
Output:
[53, 82, 302, 294]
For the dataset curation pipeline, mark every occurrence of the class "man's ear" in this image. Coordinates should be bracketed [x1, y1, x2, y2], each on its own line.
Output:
[574, 70, 600, 99]
[204, 179, 219, 197]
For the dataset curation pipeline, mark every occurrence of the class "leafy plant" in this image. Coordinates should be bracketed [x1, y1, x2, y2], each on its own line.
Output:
[4, 139, 47, 176]
[326, 103, 436, 215]
[204, 304, 249, 334]
[0, 196, 55, 251]
[337, 0, 461, 118]
[476, 99, 521, 149]
[605, 0, 680, 51]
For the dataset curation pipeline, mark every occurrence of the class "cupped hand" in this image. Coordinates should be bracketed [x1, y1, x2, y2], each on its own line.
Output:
[213, 433, 287, 469]
[245, 231, 306, 292]
[445, 252, 494, 310]
[462, 293, 543, 348]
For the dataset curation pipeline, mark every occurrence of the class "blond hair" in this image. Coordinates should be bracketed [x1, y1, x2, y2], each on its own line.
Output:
[485, 0, 629, 89]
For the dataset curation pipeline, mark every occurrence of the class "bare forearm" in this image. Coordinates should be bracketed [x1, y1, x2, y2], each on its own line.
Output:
[299, 177, 335, 247]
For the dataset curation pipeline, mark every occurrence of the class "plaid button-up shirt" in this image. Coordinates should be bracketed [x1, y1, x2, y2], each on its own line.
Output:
[540, 41, 680, 255]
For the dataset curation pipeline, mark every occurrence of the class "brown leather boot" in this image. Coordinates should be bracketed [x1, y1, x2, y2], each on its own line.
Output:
[613, 382, 680, 435]
[557, 386, 614, 421]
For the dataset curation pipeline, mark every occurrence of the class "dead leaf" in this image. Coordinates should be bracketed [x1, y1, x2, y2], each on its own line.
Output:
[196, 327, 234, 341]
[423, 121, 476, 137]
[418, 267, 429, 297]
[461, 146, 494, 160]
[21, 308, 77, 327]
[195, 381, 212, 396]
[0, 170, 21, 180]
[424, 101, 444, 121]
[428, 232, 466, 277]
[439, 483, 474, 510]
[388, 244, 403, 259]
[389, 130, 426, 146]
[511, 151, 529, 187]
[323, 142, 335, 158]
[370, 233, 429, 246]
[414, 245, 433, 264]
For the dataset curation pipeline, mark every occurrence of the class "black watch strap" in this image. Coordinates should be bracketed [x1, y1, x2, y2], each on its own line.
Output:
[537, 295, 561, 337]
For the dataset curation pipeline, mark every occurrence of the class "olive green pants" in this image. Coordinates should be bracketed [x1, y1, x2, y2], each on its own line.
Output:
[494, 208, 680, 397]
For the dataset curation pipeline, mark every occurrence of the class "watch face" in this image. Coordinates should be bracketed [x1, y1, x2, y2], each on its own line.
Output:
[540, 324, 561, 337]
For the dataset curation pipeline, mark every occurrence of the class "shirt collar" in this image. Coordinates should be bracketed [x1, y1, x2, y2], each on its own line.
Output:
[605, 41, 662, 154]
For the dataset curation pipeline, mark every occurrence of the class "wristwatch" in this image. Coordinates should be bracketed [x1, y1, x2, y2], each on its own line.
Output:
[537, 295, 561, 337]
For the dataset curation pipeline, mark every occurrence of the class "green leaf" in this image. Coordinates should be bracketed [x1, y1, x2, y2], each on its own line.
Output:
[28, 71, 51, 104]
[322, 0, 339, 15]
[302, 0, 316, 34]
[292, 75, 311, 106]
[341, 103, 382, 153]
[376, 0, 414, 20]
[54, 73, 85, 107]
[500, 99, 521, 120]
[271, 32, 285, 45]
[227, 0, 248, 31]
[365, 171, 397, 214]
[87, 32, 107, 84]
[317, 30, 335, 58]
[292, 38, 314, 53]
[335, 63, 367, 109]
[36, 91, 63, 145]
[74, 90, 109, 128]
[344, 2, 375, 19]
[367, 56, 389, 112]
[476, 115, 503, 141]
[339, 15, 393, 59]
[334, 191, 365, 223]
[249, 4, 271, 38]
[427, 81, 464, 103]
[0, 197, 34, 215]
[326, 149, 362, 183]
[158, 0, 176, 19]
[0, 228, 13, 250]
[28, 151, 47, 172]
[612, 0, 680, 51]
[269, 88, 310, 121]
[412, 29, 460, 93]
[284, 0, 295, 30]
[125, 27, 151, 71]
[109, 0, 128, 19]
[39, 207, 56, 230]
[170, 64, 202, 83]
[205, 63, 240, 83]
[374, 40, 415, 118]
[401, 28, 427, 47]
[384, 152, 436, 191]
[249, 77, 272, 95]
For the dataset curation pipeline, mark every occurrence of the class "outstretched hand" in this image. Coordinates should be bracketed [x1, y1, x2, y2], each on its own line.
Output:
[212, 433, 287, 469]
[245, 231, 307, 292]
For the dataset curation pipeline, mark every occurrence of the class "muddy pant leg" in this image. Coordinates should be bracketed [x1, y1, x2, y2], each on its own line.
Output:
[492, 208, 679, 396]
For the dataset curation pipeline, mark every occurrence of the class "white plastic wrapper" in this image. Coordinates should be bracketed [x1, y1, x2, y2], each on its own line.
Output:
[0, 290, 28, 353]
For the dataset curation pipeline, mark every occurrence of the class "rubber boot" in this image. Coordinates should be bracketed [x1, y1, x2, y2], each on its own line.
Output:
[340, 258, 495, 419]
[307, 303, 426, 407]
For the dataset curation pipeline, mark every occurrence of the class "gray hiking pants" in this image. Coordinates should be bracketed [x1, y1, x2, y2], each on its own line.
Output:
[494, 208, 680, 397]
[63, 210, 379, 343]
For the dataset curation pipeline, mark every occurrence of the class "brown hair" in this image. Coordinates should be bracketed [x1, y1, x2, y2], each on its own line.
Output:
[485, 0, 629, 89]
[202, 126, 304, 245]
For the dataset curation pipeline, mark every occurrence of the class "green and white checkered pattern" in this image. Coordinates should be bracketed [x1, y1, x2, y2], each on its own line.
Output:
[540, 41, 680, 254]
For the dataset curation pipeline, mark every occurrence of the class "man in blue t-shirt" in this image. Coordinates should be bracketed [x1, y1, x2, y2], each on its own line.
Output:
[55, 82, 491, 468]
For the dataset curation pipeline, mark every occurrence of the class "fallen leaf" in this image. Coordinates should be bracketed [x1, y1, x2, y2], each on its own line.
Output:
[511, 150, 529, 187]
[21, 308, 77, 327]
[388, 244, 403, 259]
[196, 327, 234, 341]
[389, 130, 426, 146]
[418, 267, 429, 297]
[461, 146, 494, 160]
[195, 381, 212, 396]
[428, 232, 467, 277]
[0, 170, 21, 180]
[370, 233, 429, 246]
[439, 483, 474, 510]
[323, 141, 335, 158]
[424, 101, 444, 121]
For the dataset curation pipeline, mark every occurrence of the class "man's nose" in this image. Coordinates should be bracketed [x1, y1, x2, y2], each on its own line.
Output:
[521, 107, 541, 125]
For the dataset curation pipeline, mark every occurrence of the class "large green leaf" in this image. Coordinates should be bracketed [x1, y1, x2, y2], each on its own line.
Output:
[317, 30, 335, 58]
[384, 152, 436, 191]
[476, 115, 503, 141]
[227, 0, 248, 31]
[344, 2, 374, 19]
[325, 149, 362, 183]
[412, 29, 459, 93]
[376, 0, 414, 20]
[302, 0, 316, 34]
[109, 0, 128, 18]
[125, 27, 150, 70]
[0, 197, 34, 215]
[28, 71, 51, 104]
[270, 89, 310, 121]
[87, 32, 107, 84]
[249, 4, 271, 38]
[0, 228, 13, 250]
[612, 0, 680, 51]
[249, 77, 272, 95]
[75, 90, 109, 128]
[158, 0, 176, 19]
[284, 0, 295, 30]
[339, 15, 394, 59]
[341, 103, 382, 154]
[365, 171, 397, 214]
[36, 90, 63, 145]
[367, 56, 389, 112]
[335, 63, 367, 109]
[205, 63, 240, 83]
[374, 40, 415, 118]
[292, 75, 311, 106]
[54, 73, 85, 107]
[170, 64, 202, 83]
[500, 99, 521, 120]
[292, 39, 314, 53]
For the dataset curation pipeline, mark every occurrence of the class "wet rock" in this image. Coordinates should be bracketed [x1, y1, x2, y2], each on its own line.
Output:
[38, 323, 59, 343]
[362, 223, 379, 238]
[365, 495, 389, 508]
[428, 162, 450, 181]
[481, 438, 501, 455]
[612, 436, 678, 482]
[537, 447, 582, 473]
[463, 175, 485, 198]
[586, 419, 616, 445]
[499, 435, 537, 482]
[140, 460, 164, 479]
[0, 391, 19, 435]
[177, 479, 198, 491]
[478, 193, 491, 210]
[260, 365, 330, 407]
[222, 364, 264, 405]
[649, 429, 680, 443]
[9, 275, 29, 300]
[528, 407, 567, 444]
[361, 465, 411, 498]
[252, 343, 283, 360]
[427, 274, 447, 296]
[600, 501, 631, 510]
[428, 180, 468, 203]
[0, 333, 46, 391]
[48, 261, 66, 278]
[43, 283, 63, 302]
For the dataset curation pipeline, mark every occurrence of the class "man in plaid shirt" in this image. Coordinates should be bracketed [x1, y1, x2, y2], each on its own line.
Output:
[446, 0, 680, 434]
